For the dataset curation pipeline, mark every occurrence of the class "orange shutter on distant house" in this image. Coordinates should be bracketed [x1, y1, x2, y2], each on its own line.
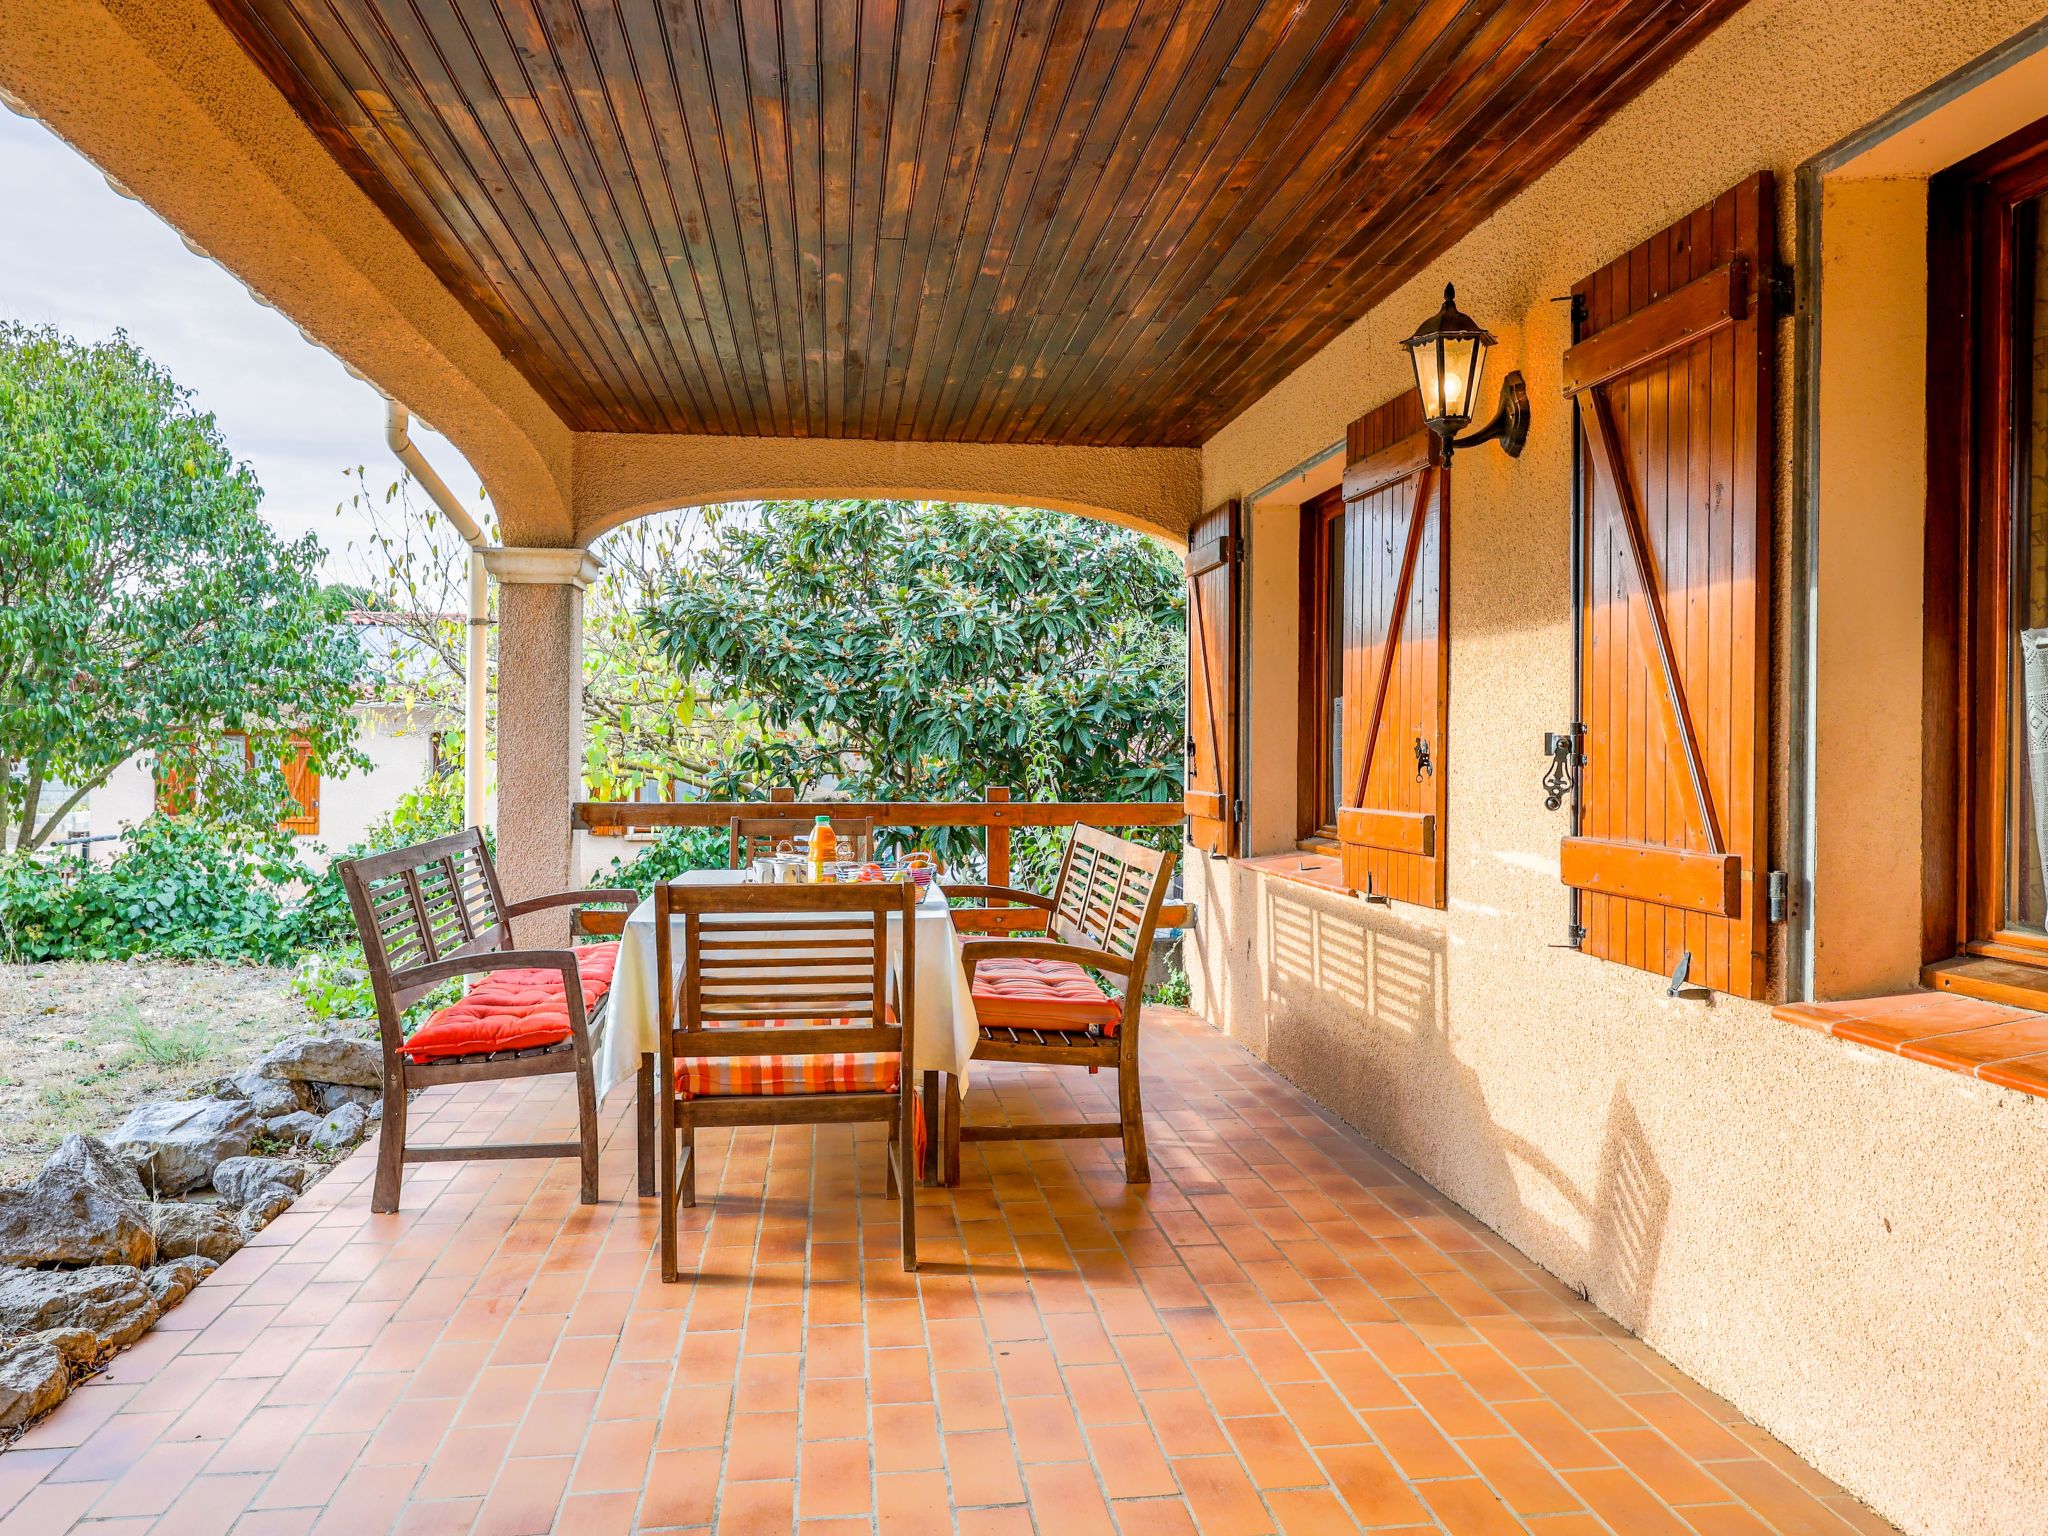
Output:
[1335, 394, 1449, 908]
[1184, 500, 1241, 857]
[279, 738, 320, 835]
[1560, 172, 1775, 999]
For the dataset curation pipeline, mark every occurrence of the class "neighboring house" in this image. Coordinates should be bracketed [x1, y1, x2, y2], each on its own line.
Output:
[88, 612, 478, 868]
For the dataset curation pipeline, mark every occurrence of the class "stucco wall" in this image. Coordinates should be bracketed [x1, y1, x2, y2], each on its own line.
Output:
[1192, 3, 2048, 1534]
[572, 433, 1203, 545]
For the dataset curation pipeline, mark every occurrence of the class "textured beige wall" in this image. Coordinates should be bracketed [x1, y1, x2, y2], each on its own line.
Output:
[572, 434, 1202, 545]
[1193, 2, 2048, 1533]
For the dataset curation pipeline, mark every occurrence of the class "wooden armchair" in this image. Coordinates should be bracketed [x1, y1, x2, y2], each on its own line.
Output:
[728, 814, 876, 868]
[337, 829, 636, 1213]
[944, 826, 1176, 1183]
[652, 881, 921, 1279]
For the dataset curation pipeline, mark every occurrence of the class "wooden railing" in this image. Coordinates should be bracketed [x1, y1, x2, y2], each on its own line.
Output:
[572, 787, 1192, 930]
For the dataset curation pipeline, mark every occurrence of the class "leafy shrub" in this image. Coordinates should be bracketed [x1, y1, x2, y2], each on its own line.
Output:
[0, 817, 306, 964]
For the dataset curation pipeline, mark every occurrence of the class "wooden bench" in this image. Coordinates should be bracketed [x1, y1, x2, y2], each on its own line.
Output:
[337, 829, 636, 1213]
[943, 825, 1177, 1183]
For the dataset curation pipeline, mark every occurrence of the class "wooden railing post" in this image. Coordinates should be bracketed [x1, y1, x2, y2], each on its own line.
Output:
[985, 786, 1011, 889]
[770, 786, 795, 804]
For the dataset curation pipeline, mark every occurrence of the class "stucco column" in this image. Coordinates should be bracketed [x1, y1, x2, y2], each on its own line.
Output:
[483, 547, 602, 944]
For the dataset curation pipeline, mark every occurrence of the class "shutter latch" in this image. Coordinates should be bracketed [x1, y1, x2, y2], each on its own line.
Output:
[1541, 726, 1583, 811]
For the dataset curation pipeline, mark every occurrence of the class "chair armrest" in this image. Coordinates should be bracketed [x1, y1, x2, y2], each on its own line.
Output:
[941, 884, 1057, 911]
[503, 887, 639, 918]
[958, 937, 1134, 979]
[390, 949, 589, 1025]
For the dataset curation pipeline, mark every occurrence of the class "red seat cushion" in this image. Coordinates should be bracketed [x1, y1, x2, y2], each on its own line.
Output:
[970, 956, 1122, 1034]
[403, 942, 620, 1063]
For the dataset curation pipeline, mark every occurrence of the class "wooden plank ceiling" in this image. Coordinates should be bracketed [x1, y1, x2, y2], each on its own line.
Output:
[208, 0, 1746, 444]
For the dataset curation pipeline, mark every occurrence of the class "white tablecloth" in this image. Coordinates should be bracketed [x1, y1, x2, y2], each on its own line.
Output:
[597, 869, 980, 1100]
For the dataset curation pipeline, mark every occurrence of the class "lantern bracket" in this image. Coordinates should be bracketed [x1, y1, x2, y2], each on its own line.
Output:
[1442, 371, 1530, 461]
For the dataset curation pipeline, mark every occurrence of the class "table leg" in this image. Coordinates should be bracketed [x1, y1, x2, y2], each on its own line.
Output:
[921, 1071, 940, 1186]
[636, 1052, 655, 1197]
[944, 1075, 963, 1187]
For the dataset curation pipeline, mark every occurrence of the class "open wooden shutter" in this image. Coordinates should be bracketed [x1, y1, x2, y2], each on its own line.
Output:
[1561, 172, 1774, 998]
[1184, 499, 1241, 856]
[279, 738, 320, 835]
[1336, 396, 1449, 907]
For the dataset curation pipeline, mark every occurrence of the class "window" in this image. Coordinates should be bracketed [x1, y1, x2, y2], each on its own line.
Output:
[1298, 486, 1346, 842]
[1929, 117, 2048, 972]
[1285, 394, 1448, 909]
[153, 733, 319, 835]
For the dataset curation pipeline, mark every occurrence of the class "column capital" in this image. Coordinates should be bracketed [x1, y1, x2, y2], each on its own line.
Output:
[482, 546, 604, 589]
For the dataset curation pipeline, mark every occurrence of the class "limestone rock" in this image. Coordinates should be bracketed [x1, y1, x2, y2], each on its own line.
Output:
[211, 1156, 309, 1208]
[0, 1336, 70, 1430]
[144, 1257, 215, 1312]
[235, 1070, 311, 1121]
[42, 1134, 149, 1207]
[264, 1111, 324, 1145]
[145, 1202, 244, 1264]
[238, 1191, 294, 1236]
[309, 1081, 380, 1115]
[108, 1099, 262, 1197]
[256, 1034, 382, 1089]
[0, 1150, 155, 1270]
[309, 1102, 371, 1154]
[38, 1328, 99, 1371]
[0, 1266, 159, 1348]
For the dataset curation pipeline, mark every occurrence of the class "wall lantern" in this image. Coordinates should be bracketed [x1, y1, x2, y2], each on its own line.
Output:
[1399, 283, 1529, 460]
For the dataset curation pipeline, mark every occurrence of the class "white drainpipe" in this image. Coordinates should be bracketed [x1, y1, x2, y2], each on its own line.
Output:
[384, 402, 490, 835]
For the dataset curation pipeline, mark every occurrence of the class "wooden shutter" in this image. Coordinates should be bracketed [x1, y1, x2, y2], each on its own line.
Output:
[1336, 394, 1449, 907]
[1561, 172, 1775, 998]
[1185, 499, 1241, 856]
[279, 738, 320, 835]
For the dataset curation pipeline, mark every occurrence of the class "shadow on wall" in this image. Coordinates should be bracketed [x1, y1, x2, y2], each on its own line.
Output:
[1260, 882, 1669, 1330]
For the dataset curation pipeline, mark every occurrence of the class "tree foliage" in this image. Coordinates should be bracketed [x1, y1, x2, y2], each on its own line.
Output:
[0, 323, 365, 851]
[647, 500, 1185, 861]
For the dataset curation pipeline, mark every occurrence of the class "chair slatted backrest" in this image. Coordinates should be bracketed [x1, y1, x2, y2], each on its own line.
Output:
[728, 816, 876, 868]
[339, 829, 510, 1017]
[654, 882, 915, 1068]
[1049, 826, 1176, 970]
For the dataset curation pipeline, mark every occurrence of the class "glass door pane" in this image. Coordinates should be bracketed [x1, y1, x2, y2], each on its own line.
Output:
[2010, 193, 2048, 932]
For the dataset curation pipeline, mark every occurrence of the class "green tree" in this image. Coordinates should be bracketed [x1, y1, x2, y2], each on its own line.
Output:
[0, 323, 365, 852]
[646, 499, 1185, 862]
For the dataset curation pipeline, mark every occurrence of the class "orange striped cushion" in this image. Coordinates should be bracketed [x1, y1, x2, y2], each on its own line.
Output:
[404, 942, 620, 1063]
[971, 956, 1121, 1034]
[674, 1051, 901, 1099]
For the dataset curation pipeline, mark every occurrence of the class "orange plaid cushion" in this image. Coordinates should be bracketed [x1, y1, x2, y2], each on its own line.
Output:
[675, 1051, 902, 1099]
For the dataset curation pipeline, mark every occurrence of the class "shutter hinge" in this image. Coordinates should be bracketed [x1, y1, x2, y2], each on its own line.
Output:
[1767, 869, 1790, 924]
[1232, 797, 1245, 825]
[1768, 262, 1797, 315]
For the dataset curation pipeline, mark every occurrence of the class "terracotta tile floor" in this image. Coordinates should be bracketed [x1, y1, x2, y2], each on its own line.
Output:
[2, 1009, 1895, 1535]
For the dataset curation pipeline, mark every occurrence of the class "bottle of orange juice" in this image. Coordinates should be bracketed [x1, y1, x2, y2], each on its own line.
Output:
[807, 815, 836, 881]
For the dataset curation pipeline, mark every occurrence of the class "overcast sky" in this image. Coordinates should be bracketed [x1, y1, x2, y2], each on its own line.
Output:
[0, 102, 482, 577]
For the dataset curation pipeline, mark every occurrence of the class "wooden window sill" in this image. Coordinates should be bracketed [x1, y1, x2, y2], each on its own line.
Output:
[1238, 851, 1351, 896]
[1774, 972, 2048, 1101]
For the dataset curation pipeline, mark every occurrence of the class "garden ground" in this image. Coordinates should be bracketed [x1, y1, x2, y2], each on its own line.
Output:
[0, 963, 311, 1186]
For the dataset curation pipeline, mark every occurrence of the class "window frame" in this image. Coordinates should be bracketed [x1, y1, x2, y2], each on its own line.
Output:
[1296, 484, 1347, 846]
[1928, 115, 2048, 972]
